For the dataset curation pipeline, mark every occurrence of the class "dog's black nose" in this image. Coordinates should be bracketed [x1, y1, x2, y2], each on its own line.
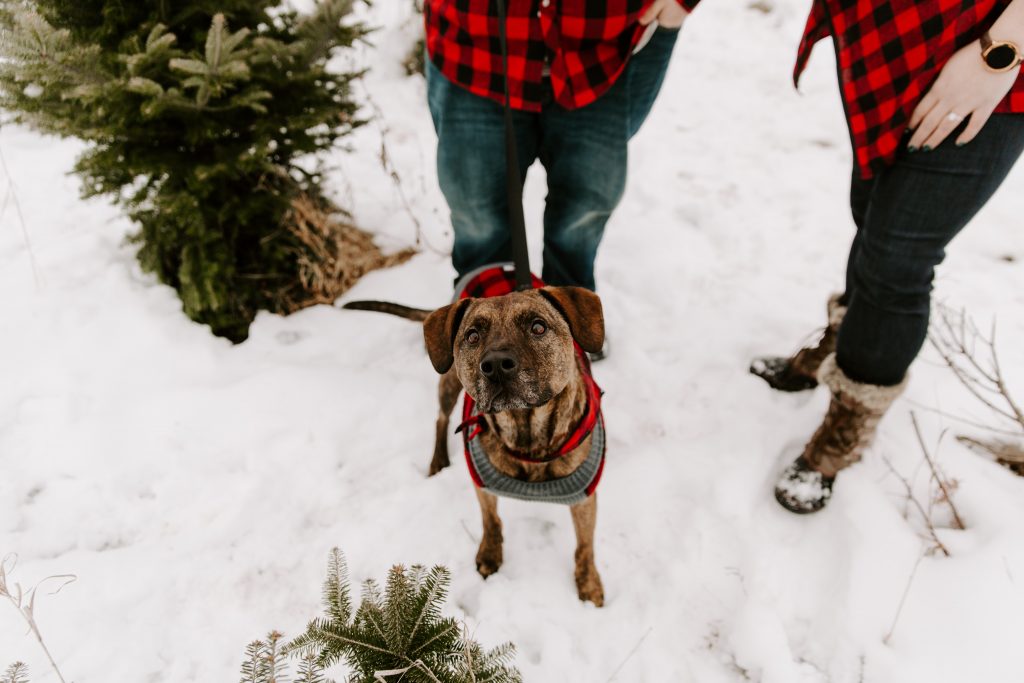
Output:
[479, 351, 518, 380]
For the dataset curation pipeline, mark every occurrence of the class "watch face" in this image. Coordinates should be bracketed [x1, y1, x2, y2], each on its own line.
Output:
[987, 44, 1019, 70]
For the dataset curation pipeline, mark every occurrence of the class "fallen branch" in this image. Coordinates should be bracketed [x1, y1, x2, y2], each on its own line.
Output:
[957, 436, 1024, 475]
[910, 413, 965, 530]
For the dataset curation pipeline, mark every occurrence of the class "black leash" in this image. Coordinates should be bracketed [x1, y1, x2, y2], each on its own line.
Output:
[496, 0, 533, 291]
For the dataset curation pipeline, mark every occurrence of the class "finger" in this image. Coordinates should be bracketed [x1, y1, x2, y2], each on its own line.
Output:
[955, 104, 997, 146]
[922, 109, 968, 150]
[639, 0, 664, 25]
[909, 89, 940, 131]
[908, 103, 952, 149]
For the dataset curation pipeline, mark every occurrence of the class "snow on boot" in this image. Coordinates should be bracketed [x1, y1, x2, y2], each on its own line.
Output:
[775, 456, 834, 514]
[751, 293, 847, 392]
[775, 354, 907, 514]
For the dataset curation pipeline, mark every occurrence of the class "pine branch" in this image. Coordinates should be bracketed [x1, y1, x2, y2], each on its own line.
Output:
[240, 639, 269, 683]
[293, 652, 331, 683]
[0, 8, 107, 99]
[289, 550, 521, 683]
[323, 548, 353, 623]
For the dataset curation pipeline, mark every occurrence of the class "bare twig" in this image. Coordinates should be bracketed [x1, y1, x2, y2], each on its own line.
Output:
[987, 319, 1024, 428]
[910, 413, 965, 530]
[0, 143, 43, 288]
[883, 552, 925, 645]
[905, 401, 1022, 438]
[929, 305, 1024, 432]
[928, 305, 1024, 477]
[0, 555, 74, 683]
[881, 458, 950, 557]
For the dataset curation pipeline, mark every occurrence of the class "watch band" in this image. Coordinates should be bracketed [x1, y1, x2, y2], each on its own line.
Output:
[981, 31, 1023, 73]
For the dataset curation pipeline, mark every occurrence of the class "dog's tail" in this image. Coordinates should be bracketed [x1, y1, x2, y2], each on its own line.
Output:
[342, 300, 432, 322]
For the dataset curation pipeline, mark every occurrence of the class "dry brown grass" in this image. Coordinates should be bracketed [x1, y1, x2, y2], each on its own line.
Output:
[278, 194, 415, 312]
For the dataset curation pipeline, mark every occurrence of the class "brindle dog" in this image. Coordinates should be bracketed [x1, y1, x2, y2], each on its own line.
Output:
[345, 286, 606, 605]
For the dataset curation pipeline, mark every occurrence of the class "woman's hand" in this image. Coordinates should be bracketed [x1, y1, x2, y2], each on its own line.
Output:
[639, 0, 689, 29]
[908, 40, 1020, 150]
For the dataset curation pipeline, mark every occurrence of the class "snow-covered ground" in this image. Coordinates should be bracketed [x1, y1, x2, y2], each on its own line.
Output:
[4, 1, 1024, 681]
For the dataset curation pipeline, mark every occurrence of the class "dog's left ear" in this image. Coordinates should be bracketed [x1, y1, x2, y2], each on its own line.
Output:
[423, 298, 473, 374]
[539, 287, 605, 354]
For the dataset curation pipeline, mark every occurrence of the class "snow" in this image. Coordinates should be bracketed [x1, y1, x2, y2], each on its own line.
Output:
[4, 0, 1024, 681]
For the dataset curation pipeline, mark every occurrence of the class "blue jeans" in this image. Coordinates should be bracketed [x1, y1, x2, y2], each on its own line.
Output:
[837, 114, 1024, 386]
[426, 27, 679, 289]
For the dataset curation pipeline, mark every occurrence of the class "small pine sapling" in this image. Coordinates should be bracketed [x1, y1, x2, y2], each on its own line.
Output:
[293, 652, 331, 683]
[1, 663, 30, 683]
[239, 631, 291, 683]
[0, 1, 413, 341]
[288, 548, 522, 683]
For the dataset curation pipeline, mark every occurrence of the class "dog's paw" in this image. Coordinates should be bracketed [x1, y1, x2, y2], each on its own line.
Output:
[576, 569, 604, 607]
[475, 543, 503, 578]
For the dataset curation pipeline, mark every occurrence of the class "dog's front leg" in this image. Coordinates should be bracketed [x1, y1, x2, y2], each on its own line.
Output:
[474, 489, 503, 578]
[570, 495, 604, 607]
[430, 370, 462, 476]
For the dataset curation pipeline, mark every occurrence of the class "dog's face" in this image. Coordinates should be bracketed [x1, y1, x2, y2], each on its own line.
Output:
[423, 287, 604, 413]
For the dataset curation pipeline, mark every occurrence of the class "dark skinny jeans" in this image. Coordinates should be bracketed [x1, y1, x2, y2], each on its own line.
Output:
[426, 27, 680, 290]
[837, 114, 1024, 387]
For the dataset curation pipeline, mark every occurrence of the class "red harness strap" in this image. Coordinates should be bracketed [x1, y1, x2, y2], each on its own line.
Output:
[457, 346, 603, 463]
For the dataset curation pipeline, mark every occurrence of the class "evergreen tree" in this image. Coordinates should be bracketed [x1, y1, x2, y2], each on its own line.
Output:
[288, 549, 522, 683]
[0, 0, 409, 340]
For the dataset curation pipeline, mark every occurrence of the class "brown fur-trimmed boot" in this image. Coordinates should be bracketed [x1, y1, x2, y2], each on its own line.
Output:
[751, 293, 847, 392]
[775, 354, 907, 514]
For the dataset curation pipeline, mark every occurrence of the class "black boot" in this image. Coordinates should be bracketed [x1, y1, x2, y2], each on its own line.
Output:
[750, 356, 820, 392]
[751, 294, 847, 392]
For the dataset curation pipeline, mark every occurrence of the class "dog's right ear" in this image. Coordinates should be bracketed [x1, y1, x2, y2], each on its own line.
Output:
[423, 298, 473, 374]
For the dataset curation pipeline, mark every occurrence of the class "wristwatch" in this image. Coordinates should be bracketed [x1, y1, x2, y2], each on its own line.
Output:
[981, 32, 1023, 73]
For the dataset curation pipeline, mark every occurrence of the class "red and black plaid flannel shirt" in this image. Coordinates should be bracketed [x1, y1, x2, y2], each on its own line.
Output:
[796, 0, 1024, 178]
[425, 0, 700, 112]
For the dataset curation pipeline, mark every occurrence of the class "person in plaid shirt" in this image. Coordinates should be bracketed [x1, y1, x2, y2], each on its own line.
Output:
[754, 0, 1024, 513]
[424, 0, 698, 320]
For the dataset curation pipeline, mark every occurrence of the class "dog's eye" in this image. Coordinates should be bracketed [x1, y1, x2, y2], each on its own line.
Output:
[530, 320, 547, 336]
[465, 329, 480, 345]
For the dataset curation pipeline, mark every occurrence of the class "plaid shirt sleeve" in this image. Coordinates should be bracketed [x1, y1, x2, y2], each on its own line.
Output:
[425, 0, 674, 112]
[795, 0, 1024, 179]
